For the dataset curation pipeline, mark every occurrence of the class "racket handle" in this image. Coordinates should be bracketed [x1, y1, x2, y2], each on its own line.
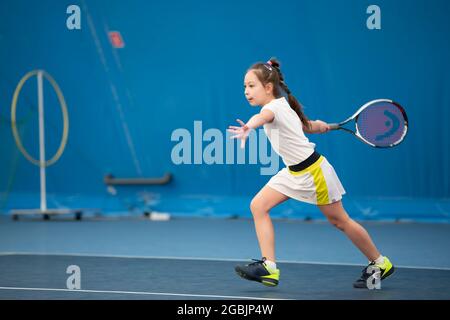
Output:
[328, 123, 340, 130]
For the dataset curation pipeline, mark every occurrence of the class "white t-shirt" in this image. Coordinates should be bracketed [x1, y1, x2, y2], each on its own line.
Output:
[261, 97, 316, 166]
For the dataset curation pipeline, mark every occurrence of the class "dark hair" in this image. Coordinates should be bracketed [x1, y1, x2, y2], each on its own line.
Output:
[248, 58, 310, 129]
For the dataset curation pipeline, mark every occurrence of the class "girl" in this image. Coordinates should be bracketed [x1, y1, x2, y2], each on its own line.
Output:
[228, 58, 394, 289]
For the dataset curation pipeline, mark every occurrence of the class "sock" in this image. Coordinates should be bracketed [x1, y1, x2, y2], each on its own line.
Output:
[264, 259, 277, 271]
[373, 255, 385, 265]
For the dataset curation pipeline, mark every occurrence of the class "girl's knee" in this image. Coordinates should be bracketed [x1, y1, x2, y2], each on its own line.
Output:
[250, 198, 267, 218]
[320, 203, 350, 231]
[328, 216, 350, 231]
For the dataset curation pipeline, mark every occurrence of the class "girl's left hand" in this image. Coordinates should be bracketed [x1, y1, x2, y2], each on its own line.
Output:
[228, 119, 251, 149]
[315, 120, 330, 133]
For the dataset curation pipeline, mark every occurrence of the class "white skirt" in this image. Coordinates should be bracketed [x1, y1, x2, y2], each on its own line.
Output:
[267, 156, 346, 205]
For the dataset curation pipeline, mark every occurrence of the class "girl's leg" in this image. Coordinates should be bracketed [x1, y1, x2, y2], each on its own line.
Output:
[318, 200, 380, 261]
[250, 186, 289, 262]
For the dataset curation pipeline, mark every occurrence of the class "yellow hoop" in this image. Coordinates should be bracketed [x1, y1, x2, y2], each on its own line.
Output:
[11, 70, 69, 167]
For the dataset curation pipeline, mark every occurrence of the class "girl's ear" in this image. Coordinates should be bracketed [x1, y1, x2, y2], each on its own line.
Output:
[265, 82, 273, 94]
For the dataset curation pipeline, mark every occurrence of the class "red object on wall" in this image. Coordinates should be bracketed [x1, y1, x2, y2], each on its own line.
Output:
[109, 31, 125, 48]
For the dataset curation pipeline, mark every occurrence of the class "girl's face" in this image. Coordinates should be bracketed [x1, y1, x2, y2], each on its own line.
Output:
[244, 70, 274, 107]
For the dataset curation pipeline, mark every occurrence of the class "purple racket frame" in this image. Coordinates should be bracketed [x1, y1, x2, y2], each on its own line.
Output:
[329, 99, 409, 148]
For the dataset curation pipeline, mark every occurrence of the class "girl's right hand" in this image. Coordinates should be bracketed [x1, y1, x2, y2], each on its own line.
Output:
[315, 120, 330, 133]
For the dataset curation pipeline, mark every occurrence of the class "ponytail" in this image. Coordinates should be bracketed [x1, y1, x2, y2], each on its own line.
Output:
[267, 58, 311, 130]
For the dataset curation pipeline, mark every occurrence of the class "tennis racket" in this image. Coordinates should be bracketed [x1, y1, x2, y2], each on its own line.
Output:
[329, 99, 408, 148]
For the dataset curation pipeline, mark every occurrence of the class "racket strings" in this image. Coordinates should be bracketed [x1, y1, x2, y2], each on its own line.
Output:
[356, 102, 407, 147]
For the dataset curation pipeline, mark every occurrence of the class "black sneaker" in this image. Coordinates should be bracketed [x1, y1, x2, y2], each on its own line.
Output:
[235, 258, 280, 287]
[353, 256, 395, 289]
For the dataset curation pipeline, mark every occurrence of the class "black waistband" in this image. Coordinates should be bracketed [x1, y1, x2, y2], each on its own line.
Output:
[288, 151, 321, 172]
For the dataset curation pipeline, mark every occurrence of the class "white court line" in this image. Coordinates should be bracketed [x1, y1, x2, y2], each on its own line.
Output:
[1, 251, 450, 271]
[0, 286, 286, 300]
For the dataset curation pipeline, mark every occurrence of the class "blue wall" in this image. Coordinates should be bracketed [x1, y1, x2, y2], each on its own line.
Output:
[1, 0, 449, 220]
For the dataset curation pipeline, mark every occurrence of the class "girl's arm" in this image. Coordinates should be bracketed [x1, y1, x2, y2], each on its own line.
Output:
[303, 120, 330, 134]
[244, 109, 274, 130]
[228, 110, 274, 148]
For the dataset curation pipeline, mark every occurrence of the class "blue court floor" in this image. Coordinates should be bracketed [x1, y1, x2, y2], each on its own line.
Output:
[1, 216, 450, 299]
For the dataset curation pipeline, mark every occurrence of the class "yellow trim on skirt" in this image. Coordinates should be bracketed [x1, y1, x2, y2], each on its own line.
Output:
[288, 156, 329, 205]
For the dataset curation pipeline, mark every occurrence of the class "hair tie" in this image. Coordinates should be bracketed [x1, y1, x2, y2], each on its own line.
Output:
[263, 62, 273, 72]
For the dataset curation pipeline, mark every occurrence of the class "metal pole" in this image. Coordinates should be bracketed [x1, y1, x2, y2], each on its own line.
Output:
[37, 70, 47, 212]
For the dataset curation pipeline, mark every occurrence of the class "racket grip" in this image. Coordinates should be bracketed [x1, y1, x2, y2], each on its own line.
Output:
[328, 123, 340, 130]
